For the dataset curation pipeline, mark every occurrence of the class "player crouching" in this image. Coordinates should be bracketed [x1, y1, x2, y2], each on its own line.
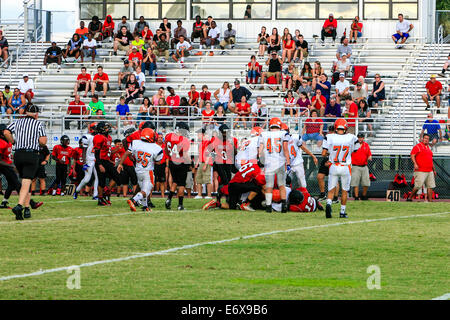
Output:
[118, 128, 163, 212]
[271, 187, 323, 212]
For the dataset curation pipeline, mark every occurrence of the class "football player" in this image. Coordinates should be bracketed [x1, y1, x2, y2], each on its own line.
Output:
[322, 118, 359, 218]
[51, 135, 73, 196]
[271, 187, 323, 212]
[71, 139, 85, 186]
[208, 124, 238, 185]
[259, 117, 290, 213]
[118, 128, 163, 212]
[317, 125, 339, 202]
[115, 130, 138, 197]
[235, 126, 262, 169]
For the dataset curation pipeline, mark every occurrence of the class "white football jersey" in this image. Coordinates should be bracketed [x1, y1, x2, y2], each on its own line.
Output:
[129, 140, 163, 172]
[323, 133, 358, 165]
[82, 133, 96, 162]
[235, 136, 259, 168]
[259, 130, 290, 171]
[287, 134, 304, 166]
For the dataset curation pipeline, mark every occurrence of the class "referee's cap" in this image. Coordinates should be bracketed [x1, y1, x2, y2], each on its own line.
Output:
[26, 104, 40, 113]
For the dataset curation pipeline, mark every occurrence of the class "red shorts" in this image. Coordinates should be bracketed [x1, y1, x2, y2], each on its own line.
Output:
[21, 90, 34, 98]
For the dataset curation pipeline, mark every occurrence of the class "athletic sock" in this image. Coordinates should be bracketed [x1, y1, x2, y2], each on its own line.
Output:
[265, 193, 273, 206]
[168, 191, 175, 200]
[179, 196, 184, 206]
[326, 198, 332, 205]
[340, 205, 346, 213]
[133, 192, 144, 203]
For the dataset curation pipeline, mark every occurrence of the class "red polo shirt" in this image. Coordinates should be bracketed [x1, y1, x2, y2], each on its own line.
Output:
[351, 141, 372, 166]
[425, 80, 442, 96]
[346, 102, 359, 127]
[323, 19, 337, 29]
[68, 100, 86, 115]
[410, 142, 433, 172]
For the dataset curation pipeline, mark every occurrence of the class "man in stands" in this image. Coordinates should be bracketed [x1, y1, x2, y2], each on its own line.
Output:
[171, 20, 187, 50]
[0, 30, 9, 65]
[88, 94, 105, 116]
[321, 13, 337, 45]
[116, 16, 131, 33]
[82, 32, 97, 63]
[128, 46, 143, 69]
[420, 113, 442, 146]
[324, 97, 341, 125]
[172, 35, 192, 68]
[113, 26, 133, 56]
[197, 20, 220, 56]
[18, 74, 34, 103]
[43, 42, 62, 70]
[231, 80, 252, 112]
[75, 21, 89, 39]
[342, 96, 358, 134]
[65, 94, 87, 130]
[408, 134, 436, 202]
[352, 82, 367, 104]
[335, 38, 352, 68]
[134, 16, 149, 37]
[422, 74, 442, 113]
[219, 23, 236, 53]
[350, 133, 372, 200]
[260, 50, 282, 87]
[88, 16, 102, 41]
[334, 73, 350, 103]
[154, 33, 170, 62]
[74, 66, 91, 97]
[191, 15, 204, 43]
[91, 66, 109, 98]
[311, 89, 326, 116]
[313, 74, 331, 102]
[322, 118, 359, 218]
[118, 60, 133, 90]
[392, 13, 414, 49]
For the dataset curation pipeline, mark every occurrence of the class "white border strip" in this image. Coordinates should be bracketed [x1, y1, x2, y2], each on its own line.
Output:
[0, 211, 448, 282]
[431, 293, 450, 300]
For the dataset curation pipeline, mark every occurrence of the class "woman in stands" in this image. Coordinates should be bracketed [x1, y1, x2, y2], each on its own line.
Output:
[0, 91, 7, 115]
[296, 91, 311, 118]
[247, 55, 260, 84]
[300, 62, 313, 85]
[282, 33, 296, 64]
[357, 75, 369, 93]
[312, 61, 324, 79]
[7, 88, 26, 114]
[358, 99, 373, 134]
[257, 26, 269, 57]
[281, 28, 290, 43]
[137, 97, 154, 123]
[282, 62, 297, 91]
[124, 74, 140, 104]
[63, 33, 83, 61]
[102, 15, 115, 41]
[267, 28, 281, 54]
[368, 73, 385, 111]
[214, 105, 226, 129]
[282, 90, 297, 119]
[213, 81, 232, 111]
[152, 87, 165, 106]
[157, 97, 170, 129]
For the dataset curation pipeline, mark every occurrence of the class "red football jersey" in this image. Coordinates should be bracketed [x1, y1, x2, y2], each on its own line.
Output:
[230, 162, 265, 186]
[52, 145, 73, 165]
[72, 147, 84, 166]
[113, 147, 134, 166]
[289, 187, 317, 212]
[126, 130, 141, 145]
[209, 136, 238, 165]
[0, 139, 13, 165]
[93, 134, 112, 161]
[165, 132, 190, 164]
[157, 143, 169, 164]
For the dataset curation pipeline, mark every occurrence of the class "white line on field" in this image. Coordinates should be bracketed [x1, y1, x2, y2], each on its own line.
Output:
[0, 211, 448, 282]
[431, 293, 450, 300]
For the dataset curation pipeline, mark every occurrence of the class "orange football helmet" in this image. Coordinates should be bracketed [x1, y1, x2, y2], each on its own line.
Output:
[250, 126, 263, 137]
[141, 128, 156, 143]
[334, 118, 348, 131]
[269, 117, 282, 129]
[281, 122, 289, 132]
[88, 122, 97, 134]
[272, 189, 281, 203]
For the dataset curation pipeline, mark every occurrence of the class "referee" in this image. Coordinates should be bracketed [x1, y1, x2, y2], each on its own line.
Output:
[4, 104, 47, 220]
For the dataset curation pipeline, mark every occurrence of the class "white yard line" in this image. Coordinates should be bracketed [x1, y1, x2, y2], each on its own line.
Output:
[0, 211, 448, 282]
[431, 293, 450, 300]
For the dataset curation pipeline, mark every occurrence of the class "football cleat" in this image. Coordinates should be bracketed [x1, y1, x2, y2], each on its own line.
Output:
[240, 202, 255, 212]
[325, 203, 332, 219]
[281, 203, 288, 213]
[12, 205, 24, 220]
[316, 201, 324, 211]
[104, 198, 112, 205]
[0, 200, 9, 209]
[265, 206, 273, 213]
[332, 197, 339, 204]
[30, 200, 43, 210]
[141, 206, 151, 212]
[97, 198, 109, 206]
[165, 198, 171, 210]
[340, 212, 348, 218]
[127, 199, 137, 212]
[73, 192, 79, 199]
[202, 200, 218, 211]
[177, 205, 184, 211]
[23, 208, 31, 219]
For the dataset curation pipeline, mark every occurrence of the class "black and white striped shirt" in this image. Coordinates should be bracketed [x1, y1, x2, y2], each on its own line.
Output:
[7, 116, 46, 151]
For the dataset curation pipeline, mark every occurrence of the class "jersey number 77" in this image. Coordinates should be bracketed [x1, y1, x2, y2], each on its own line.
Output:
[333, 145, 349, 162]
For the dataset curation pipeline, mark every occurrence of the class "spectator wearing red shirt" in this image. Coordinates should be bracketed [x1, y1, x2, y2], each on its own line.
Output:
[65, 95, 87, 130]
[321, 13, 337, 44]
[311, 89, 326, 116]
[301, 109, 324, 147]
[350, 133, 372, 200]
[188, 84, 199, 108]
[199, 84, 211, 109]
[349, 16, 363, 43]
[342, 96, 358, 134]
[128, 46, 143, 69]
[166, 87, 180, 115]
[247, 55, 261, 84]
[422, 75, 443, 112]
[234, 96, 251, 129]
[74, 66, 91, 97]
[408, 134, 436, 202]
[141, 25, 154, 45]
[202, 102, 215, 128]
[91, 66, 109, 97]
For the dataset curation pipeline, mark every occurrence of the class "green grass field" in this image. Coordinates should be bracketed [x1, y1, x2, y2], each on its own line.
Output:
[0, 196, 448, 300]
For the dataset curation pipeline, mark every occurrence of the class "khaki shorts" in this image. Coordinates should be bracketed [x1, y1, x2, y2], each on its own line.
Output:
[350, 165, 370, 187]
[117, 43, 129, 52]
[186, 171, 194, 189]
[196, 164, 212, 185]
[220, 37, 236, 47]
[265, 72, 280, 77]
[413, 171, 436, 189]
[299, 48, 309, 58]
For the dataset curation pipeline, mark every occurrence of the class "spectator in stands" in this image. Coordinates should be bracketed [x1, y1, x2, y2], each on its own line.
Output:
[113, 26, 133, 56]
[421, 113, 442, 146]
[91, 66, 109, 98]
[231, 80, 252, 111]
[88, 16, 102, 41]
[353, 82, 367, 104]
[261, 50, 282, 87]
[128, 46, 143, 69]
[267, 28, 281, 53]
[63, 33, 83, 62]
[333, 53, 350, 84]
[392, 13, 414, 49]
[350, 133, 372, 200]
[166, 87, 181, 115]
[116, 96, 132, 126]
[124, 74, 140, 104]
[82, 32, 97, 63]
[234, 96, 251, 129]
[408, 134, 435, 202]
[257, 26, 269, 57]
[0, 31, 9, 65]
[349, 16, 363, 43]
[324, 96, 341, 123]
[293, 33, 308, 63]
[368, 74, 385, 110]
[438, 53, 450, 77]
[282, 90, 296, 118]
[138, 97, 153, 122]
[2, 85, 12, 101]
[118, 60, 133, 90]
[358, 99, 373, 133]
[247, 55, 261, 85]
[134, 16, 149, 37]
[281, 28, 290, 43]
[300, 62, 313, 85]
[197, 21, 220, 56]
[202, 16, 214, 39]
[65, 94, 87, 130]
[199, 84, 212, 109]
[251, 96, 268, 128]
[134, 65, 146, 96]
[188, 84, 199, 108]
[342, 96, 358, 134]
[102, 15, 115, 40]
[357, 75, 369, 93]
[220, 23, 236, 52]
[311, 89, 326, 116]
[18, 74, 34, 103]
[312, 61, 324, 79]
[281, 33, 295, 64]
[157, 18, 172, 41]
[171, 20, 187, 50]
[334, 38, 352, 69]
[202, 102, 215, 129]
[117, 16, 130, 33]
[313, 74, 331, 102]
[191, 16, 204, 43]
[178, 97, 189, 117]
[244, 5, 252, 19]
[334, 73, 350, 103]
[88, 94, 104, 116]
[422, 74, 442, 112]
[43, 42, 62, 70]
[321, 13, 337, 45]
[141, 25, 154, 47]
[142, 48, 157, 76]
[131, 34, 145, 56]
[214, 105, 227, 128]
[282, 62, 297, 92]
[152, 87, 165, 106]
[0, 91, 6, 115]
[74, 66, 91, 97]
[156, 97, 170, 129]
[296, 91, 311, 118]
[7, 88, 26, 114]
[154, 33, 170, 62]
[172, 35, 192, 68]
[302, 109, 324, 147]
[75, 21, 89, 39]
